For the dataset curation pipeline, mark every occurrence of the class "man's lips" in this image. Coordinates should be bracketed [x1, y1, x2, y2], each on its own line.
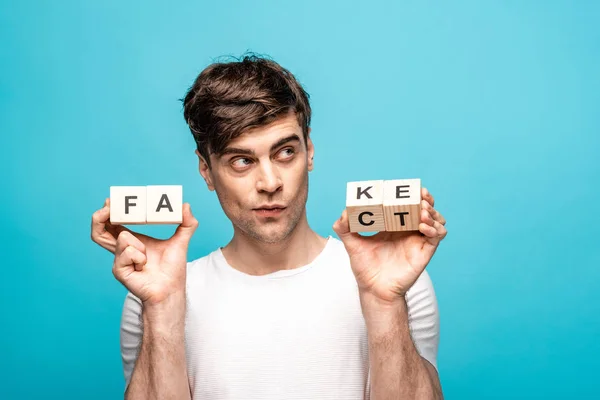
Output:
[253, 204, 286, 210]
[253, 206, 286, 217]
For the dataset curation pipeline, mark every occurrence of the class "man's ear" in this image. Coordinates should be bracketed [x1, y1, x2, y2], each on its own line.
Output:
[196, 149, 215, 191]
[306, 128, 314, 172]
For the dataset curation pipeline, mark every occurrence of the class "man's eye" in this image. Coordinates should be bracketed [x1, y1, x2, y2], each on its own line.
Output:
[279, 148, 295, 159]
[232, 158, 251, 168]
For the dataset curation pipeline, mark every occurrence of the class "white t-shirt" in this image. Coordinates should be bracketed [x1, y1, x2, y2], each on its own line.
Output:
[120, 236, 440, 399]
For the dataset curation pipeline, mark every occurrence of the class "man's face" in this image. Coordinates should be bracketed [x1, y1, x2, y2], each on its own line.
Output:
[197, 113, 314, 244]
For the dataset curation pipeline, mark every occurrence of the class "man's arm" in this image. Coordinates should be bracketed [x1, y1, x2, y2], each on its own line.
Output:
[124, 292, 191, 400]
[362, 293, 443, 400]
[332, 184, 446, 399]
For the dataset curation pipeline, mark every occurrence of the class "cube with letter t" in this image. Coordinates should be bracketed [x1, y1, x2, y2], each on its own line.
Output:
[383, 178, 422, 231]
[346, 180, 385, 232]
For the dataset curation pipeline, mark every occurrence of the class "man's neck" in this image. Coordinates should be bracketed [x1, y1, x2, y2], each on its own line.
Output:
[221, 215, 329, 276]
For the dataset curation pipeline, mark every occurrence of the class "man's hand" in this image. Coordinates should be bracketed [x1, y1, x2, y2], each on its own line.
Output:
[332, 187, 447, 305]
[91, 198, 199, 305]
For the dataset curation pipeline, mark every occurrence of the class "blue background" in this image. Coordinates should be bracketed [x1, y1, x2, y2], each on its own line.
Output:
[1, 1, 598, 398]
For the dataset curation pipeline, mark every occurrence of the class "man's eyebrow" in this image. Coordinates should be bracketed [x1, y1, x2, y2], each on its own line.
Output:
[269, 134, 301, 152]
[218, 134, 301, 158]
[218, 147, 255, 158]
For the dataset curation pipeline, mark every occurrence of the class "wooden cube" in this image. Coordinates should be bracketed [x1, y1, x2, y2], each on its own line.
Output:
[110, 186, 147, 225]
[146, 185, 183, 224]
[383, 178, 422, 231]
[346, 180, 385, 232]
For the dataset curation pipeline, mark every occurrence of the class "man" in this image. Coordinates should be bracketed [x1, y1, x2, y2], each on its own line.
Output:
[91, 54, 447, 400]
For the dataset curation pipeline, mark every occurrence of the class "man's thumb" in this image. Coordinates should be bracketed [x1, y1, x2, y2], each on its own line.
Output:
[172, 203, 199, 245]
[332, 208, 362, 252]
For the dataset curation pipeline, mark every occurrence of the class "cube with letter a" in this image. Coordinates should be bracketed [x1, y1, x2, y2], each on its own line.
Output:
[383, 178, 422, 231]
[109, 186, 147, 225]
[346, 180, 385, 232]
[146, 185, 183, 224]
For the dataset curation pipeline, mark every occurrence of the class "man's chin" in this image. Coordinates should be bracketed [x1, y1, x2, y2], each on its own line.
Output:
[254, 231, 289, 244]
[249, 224, 295, 244]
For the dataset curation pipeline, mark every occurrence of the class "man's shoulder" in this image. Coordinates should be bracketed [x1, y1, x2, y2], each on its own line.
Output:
[187, 249, 217, 266]
[322, 236, 351, 261]
[327, 236, 346, 250]
[186, 247, 221, 274]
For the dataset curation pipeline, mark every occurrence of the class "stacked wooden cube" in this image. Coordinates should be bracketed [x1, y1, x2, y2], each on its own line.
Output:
[346, 178, 421, 232]
[109, 185, 183, 225]
[108, 178, 421, 231]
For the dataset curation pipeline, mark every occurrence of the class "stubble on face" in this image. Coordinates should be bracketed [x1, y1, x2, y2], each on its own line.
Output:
[207, 115, 313, 245]
[217, 168, 309, 244]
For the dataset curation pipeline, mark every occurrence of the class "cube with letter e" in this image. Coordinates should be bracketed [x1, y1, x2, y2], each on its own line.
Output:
[383, 178, 421, 232]
[345, 178, 422, 233]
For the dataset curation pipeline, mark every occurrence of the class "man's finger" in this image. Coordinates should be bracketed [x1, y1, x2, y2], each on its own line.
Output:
[91, 199, 111, 237]
[421, 199, 446, 226]
[419, 222, 438, 238]
[113, 245, 147, 279]
[421, 208, 435, 227]
[433, 209, 446, 226]
[332, 209, 363, 253]
[115, 230, 146, 256]
[103, 198, 132, 237]
[434, 220, 448, 240]
[91, 198, 134, 253]
[171, 203, 199, 246]
[422, 187, 435, 208]
[91, 198, 126, 238]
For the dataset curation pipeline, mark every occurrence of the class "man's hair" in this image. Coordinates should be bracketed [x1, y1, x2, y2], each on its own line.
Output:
[182, 53, 312, 168]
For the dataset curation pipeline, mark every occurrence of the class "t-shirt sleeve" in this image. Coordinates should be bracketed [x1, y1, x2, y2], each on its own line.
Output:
[119, 291, 144, 390]
[405, 269, 440, 371]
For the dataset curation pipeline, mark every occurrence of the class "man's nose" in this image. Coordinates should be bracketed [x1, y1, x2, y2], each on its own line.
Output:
[256, 163, 283, 194]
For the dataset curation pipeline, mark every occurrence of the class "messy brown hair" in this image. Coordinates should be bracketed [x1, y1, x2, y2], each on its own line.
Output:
[182, 53, 312, 168]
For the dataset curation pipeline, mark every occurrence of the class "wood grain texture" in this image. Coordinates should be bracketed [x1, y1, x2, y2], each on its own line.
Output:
[383, 204, 421, 231]
[346, 180, 384, 232]
[383, 179, 421, 231]
[347, 205, 385, 232]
